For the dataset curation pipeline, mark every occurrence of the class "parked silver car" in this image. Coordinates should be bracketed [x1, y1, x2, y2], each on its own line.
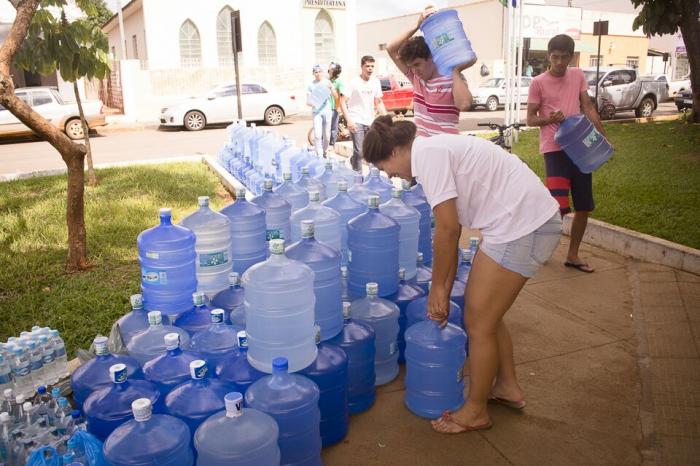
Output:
[583, 67, 667, 118]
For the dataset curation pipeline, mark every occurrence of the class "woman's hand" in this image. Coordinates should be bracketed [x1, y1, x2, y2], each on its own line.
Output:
[427, 283, 450, 327]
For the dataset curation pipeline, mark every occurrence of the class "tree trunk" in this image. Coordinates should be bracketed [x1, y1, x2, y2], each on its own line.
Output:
[680, 0, 700, 123]
[74, 80, 98, 186]
[65, 153, 90, 271]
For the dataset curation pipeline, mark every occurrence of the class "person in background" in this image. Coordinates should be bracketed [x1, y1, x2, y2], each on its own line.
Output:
[386, 5, 473, 137]
[527, 34, 608, 273]
[340, 55, 386, 170]
[525, 61, 534, 77]
[307, 64, 334, 157]
[328, 62, 344, 148]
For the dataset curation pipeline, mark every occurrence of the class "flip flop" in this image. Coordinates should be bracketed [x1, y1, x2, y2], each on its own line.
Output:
[488, 395, 527, 410]
[564, 261, 595, 273]
[431, 411, 492, 435]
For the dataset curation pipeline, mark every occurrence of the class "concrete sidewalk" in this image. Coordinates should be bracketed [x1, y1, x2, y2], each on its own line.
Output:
[321, 236, 700, 465]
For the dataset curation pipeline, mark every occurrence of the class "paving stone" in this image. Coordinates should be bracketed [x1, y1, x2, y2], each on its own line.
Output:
[639, 281, 684, 308]
[649, 358, 700, 408]
[676, 270, 700, 284]
[659, 434, 700, 466]
[654, 404, 700, 437]
[678, 282, 700, 321]
[637, 305, 689, 325]
[645, 322, 699, 358]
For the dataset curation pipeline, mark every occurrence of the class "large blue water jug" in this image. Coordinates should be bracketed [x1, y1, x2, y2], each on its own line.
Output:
[419, 9, 477, 77]
[295, 166, 326, 200]
[450, 278, 465, 311]
[194, 392, 281, 466]
[348, 173, 379, 207]
[138, 208, 197, 317]
[103, 398, 194, 466]
[71, 336, 143, 410]
[555, 113, 614, 173]
[308, 81, 331, 109]
[274, 172, 310, 213]
[347, 195, 400, 298]
[165, 360, 235, 435]
[245, 358, 322, 466]
[414, 252, 432, 293]
[350, 283, 400, 386]
[143, 332, 202, 396]
[300, 325, 348, 447]
[241, 240, 317, 373]
[405, 320, 467, 418]
[189, 309, 243, 368]
[401, 180, 432, 264]
[290, 190, 341, 253]
[328, 302, 376, 414]
[116, 294, 149, 346]
[406, 290, 463, 329]
[252, 180, 292, 244]
[363, 167, 393, 203]
[380, 188, 421, 279]
[83, 363, 162, 441]
[322, 179, 367, 266]
[289, 147, 313, 182]
[302, 154, 325, 180]
[286, 221, 343, 341]
[174, 291, 214, 336]
[127, 311, 191, 367]
[314, 160, 341, 199]
[220, 188, 268, 275]
[390, 268, 426, 364]
[215, 331, 265, 394]
[181, 196, 233, 297]
[332, 158, 356, 184]
[210, 272, 246, 328]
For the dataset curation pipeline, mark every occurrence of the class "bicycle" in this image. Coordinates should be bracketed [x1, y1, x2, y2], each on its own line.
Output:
[477, 122, 524, 152]
[307, 114, 351, 147]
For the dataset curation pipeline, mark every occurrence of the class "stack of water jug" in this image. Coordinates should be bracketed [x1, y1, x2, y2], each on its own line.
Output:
[63, 119, 482, 465]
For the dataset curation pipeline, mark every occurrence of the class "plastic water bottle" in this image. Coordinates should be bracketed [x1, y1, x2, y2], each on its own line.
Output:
[405, 320, 467, 418]
[194, 392, 280, 466]
[390, 268, 426, 364]
[189, 309, 243, 368]
[26, 341, 45, 389]
[457, 247, 473, 283]
[555, 114, 613, 173]
[274, 171, 309, 213]
[116, 294, 150, 347]
[363, 167, 393, 203]
[286, 220, 343, 341]
[37, 335, 57, 386]
[401, 180, 432, 264]
[295, 166, 326, 200]
[241, 240, 317, 373]
[215, 331, 265, 395]
[103, 398, 194, 466]
[414, 252, 432, 293]
[419, 9, 477, 77]
[71, 336, 143, 409]
[350, 283, 400, 386]
[380, 188, 421, 279]
[406, 286, 463, 330]
[245, 358, 321, 466]
[127, 311, 191, 367]
[210, 272, 246, 328]
[252, 179, 292, 243]
[143, 333, 202, 396]
[322, 179, 367, 266]
[174, 291, 215, 336]
[277, 140, 300, 178]
[0, 355, 12, 398]
[84, 363, 162, 441]
[314, 160, 341, 199]
[290, 191, 341, 253]
[165, 360, 235, 435]
[347, 195, 400, 298]
[138, 208, 197, 317]
[348, 173, 379, 207]
[300, 325, 348, 447]
[220, 188, 268, 275]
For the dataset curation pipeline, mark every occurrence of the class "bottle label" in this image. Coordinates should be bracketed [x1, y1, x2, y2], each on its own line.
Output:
[13, 364, 29, 378]
[54, 346, 66, 358]
[199, 251, 229, 267]
[266, 229, 284, 241]
[389, 341, 398, 355]
[432, 32, 455, 48]
[145, 251, 159, 260]
[582, 128, 601, 148]
[192, 363, 208, 380]
[142, 268, 168, 285]
[30, 357, 43, 371]
[42, 352, 55, 365]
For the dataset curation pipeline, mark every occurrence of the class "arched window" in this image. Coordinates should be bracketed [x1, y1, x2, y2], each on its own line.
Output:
[179, 20, 201, 68]
[217, 6, 235, 66]
[314, 10, 334, 66]
[257, 21, 277, 66]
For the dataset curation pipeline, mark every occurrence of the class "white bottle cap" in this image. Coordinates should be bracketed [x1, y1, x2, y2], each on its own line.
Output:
[147, 311, 162, 326]
[190, 360, 208, 380]
[130, 294, 143, 309]
[309, 190, 320, 202]
[301, 220, 315, 238]
[224, 392, 244, 418]
[283, 172, 292, 181]
[228, 272, 240, 286]
[366, 282, 379, 296]
[198, 196, 209, 207]
[236, 330, 248, 348]
[264, 179, 273, 191]
[159, 208, 172, 217]
[368, 195, 379, 209]
[110, 364, 128, 383]
[342, 301, 351, 320]
[15, 395, 25, 405]
[132, 398, 152, 422]
[3, 389, 12, 398]
[211, 309, 225, 324]
[301, 167, 309, 175]
[22, 402, 32, 412]
[192, 291, 205, 306]
[401, 179, 411, 190]
[93, 336, 109, 356]
[417, 252, 424, 262]
[269, 239, 285, 255]
[338, 180, 348, 192]
[314, 323, 321, 344]
[164, 333, 180, 350]
[0, 412, 9, 423]
[236, 187, 247, 198]
[392, 188, 402, 198]
[399, 267, 406, 280]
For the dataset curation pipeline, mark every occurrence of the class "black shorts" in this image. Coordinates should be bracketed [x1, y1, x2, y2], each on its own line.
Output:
[543, 150, 594, 214]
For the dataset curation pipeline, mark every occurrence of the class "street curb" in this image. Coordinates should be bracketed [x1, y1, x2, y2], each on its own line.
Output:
[604, 113, 680, 124]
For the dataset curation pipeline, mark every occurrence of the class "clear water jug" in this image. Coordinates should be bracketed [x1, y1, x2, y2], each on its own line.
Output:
[215, 331, 265, 394]
[70, 336, 143, 410]
[419, 9, 477, 77]
[181, 196, 233, 297]
[414, 252, 432, 293]
[289, 146, 313, 182]
[307, 81, 331, 109]
[142, 333, 202, 396]
[555, 113, 613, 173]
[332, 158, 356, 184]
[350, 283, 400, 386]
[210, 272, 246, 328]
[314, 160, 341, 199]
[303, 154, 325, 179]
[348, 173, 379, 207]
[165, 360, 235, 435]
[286, 221, 343, 341]
[290, 191, 341, 253]
[127, 311, 191, 367]
[347, 195, 400, 298]
[252, 180, 292, 243]
[189, 309, 243, 368]
[241, 240, 317, 373]
[83, 363, 162, 441]
[103, 398, 194, 466]
[380, 188, 421, 279]
[405, 320, 467, 418]
[276, 140, 299, 180]
[116, 294, 149, 346]
[193, 392, 280, 466]
[390, 268, 425, 364]
[401, 180, 432, 264]
[138, 208, 197, 317]
[174, 291, 215, 336]
[274, 172, 309, 213]
[406, 289, 463, 330]
[245, 358, 322, 466]
[220, 188, 268, 275]
[295, 167, 326, 200]
[322, 179, 367, 266]
[363, 167, 393, 203]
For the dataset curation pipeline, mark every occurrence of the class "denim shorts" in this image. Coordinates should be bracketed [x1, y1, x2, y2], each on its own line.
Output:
[479, 213, 562, 278]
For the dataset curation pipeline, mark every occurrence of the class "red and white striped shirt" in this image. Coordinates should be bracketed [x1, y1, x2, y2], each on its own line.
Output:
[407, 69, 463, 137]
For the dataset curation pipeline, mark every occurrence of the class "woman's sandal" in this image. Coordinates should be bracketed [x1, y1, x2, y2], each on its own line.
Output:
[431, 411, 493, 434]
[488, 395, 527, 410]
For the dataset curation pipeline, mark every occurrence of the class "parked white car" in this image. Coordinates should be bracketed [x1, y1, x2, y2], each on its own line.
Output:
[160, 82, 300, 130]
[0, 87, 105, 140]
[643, 73, 691, 100]
[470, 77, 532, 111]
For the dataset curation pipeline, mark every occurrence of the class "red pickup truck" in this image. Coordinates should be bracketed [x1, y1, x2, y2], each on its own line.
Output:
[379, 74, 413, 115]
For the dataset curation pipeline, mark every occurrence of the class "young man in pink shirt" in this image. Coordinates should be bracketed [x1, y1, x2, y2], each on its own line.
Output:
[386, 6, 473, 137]
[527, 34, 607, 273]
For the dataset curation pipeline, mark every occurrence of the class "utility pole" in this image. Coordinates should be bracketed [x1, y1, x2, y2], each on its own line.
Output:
[116, 0, 126, 60]
[230, 10, 243, 120]
[593, 20, 609, 111]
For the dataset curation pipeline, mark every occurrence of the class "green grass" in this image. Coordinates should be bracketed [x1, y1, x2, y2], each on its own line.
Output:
[512, 120, 700, 249]
[0, 162, 232, 357]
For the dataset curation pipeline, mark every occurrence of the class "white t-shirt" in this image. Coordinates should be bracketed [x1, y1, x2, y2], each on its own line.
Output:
[411, 134, 559, 244]
[345, 75, 383, 126]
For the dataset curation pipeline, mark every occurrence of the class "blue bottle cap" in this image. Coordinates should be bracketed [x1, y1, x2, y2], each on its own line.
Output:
[51, 387, 61, 398]
[272, 357, 288, 373]
[224, 392, 244, 418]
[37, 386, 46, 395]
[58, 397, 68, 408]
[211, 309, 225, 324]
[236, 331, 248, 349]
[190, 360, 208, 380]
[110, 364, 128, 383]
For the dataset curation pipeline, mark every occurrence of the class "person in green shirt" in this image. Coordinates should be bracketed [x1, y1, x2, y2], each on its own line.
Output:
[328, 62, 344, 147]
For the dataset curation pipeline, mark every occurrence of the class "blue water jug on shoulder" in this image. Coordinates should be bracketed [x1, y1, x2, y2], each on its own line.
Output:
[419, 8, 477, 77]
[245, 357, 322, 466]
[402, 180, 433, 264]
[175, 291, 214, 336]
[210, 272, 246, 327]
[391, 268, 426, 364]
[138, 208, 197, 317]
[323, 179, 367, 266]
[555, 113, 613, 173]
[103, 398, 194, 466]
[252, 180, 292, 244]
[194, 392, 281, 466]
[127, 311, 191, 367]
[143, 332, 202, 396]
[189, 309, 243, 368]
[215, 331, 265, 394]
[116, 294, 149, 346]
[220, 188, 268, 274]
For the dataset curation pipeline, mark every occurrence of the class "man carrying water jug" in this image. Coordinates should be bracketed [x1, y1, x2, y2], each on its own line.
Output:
[385, 5, 474, 137]
[307, 64, 337, 158]
[527, 34, 608, 273]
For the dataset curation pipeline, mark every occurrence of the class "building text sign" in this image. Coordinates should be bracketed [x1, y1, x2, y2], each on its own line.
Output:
[303, 0, 346, 9]
[522, 5, 582, 40]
